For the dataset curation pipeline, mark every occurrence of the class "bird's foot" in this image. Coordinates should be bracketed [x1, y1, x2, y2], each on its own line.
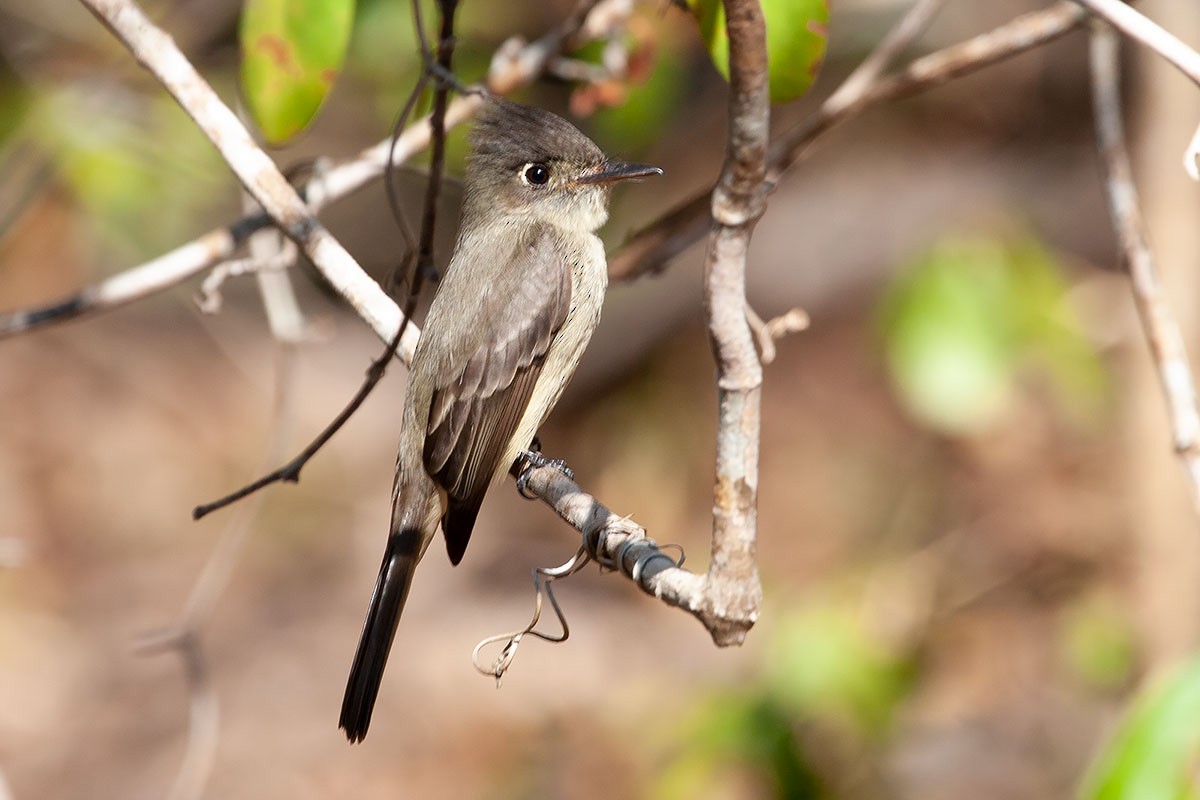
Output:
[515, 450, 574, 499]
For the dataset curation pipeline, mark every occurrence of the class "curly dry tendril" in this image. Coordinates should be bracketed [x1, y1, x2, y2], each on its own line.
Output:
[470, 531, 685, 683]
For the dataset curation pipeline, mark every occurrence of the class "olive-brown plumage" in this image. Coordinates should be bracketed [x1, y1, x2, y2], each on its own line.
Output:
[339, 98, 661, 742]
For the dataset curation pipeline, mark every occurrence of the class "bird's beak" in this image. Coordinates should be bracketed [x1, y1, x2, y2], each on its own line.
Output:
[576, 161, 664, 185]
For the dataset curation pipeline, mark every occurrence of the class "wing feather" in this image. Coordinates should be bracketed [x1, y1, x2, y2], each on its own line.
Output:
[422, 226, 572, 565]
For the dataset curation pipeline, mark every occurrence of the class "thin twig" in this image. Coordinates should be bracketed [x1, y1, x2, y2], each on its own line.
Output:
[1186, 121, 1200, 180]
[246, 196, 306, 343]
[1089, 23, 1200, 515]
[608, 1, 1090, 281]
[195, 241, 298, 315]
[823, 0, 947, 116]
[746, 304, 809, 365]
[0, 216, 270, 337]
[1073, 0, 1200, 86]
[138, 339, 300, 800]
[415, 0, 458, 284]
[166, 635, 217, 800]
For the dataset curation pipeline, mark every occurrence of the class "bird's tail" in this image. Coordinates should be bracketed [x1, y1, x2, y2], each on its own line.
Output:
[339, 520, 427, 743]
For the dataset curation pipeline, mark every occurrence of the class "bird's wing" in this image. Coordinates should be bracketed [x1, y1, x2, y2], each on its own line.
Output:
[422, 226, 572, 565]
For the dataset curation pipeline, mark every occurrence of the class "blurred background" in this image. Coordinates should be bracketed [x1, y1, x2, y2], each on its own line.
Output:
[1, 0, 1200, 797]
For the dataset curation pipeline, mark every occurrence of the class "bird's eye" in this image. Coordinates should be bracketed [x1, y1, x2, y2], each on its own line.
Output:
[522, 163, 550, 186]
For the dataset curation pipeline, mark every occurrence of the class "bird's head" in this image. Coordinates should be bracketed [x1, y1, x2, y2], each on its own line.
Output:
[465, 98, 662, 232]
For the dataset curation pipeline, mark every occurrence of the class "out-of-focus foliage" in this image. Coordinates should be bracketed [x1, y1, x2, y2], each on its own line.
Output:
[655, 691, 825, 800]
[0, 73, 30, 145]
[13, 87, 225, 255]
[766, 605, 914, 737]
[344, 0, 426, 121]
[878, 235, 1106, 435]
[346, 0, 425, 82]
[687, 0, 828, 103]
[654, 600, 913, 799]
[240, 0, 355, 144]
[1080, 658, 1200, 800]
[1060, 592, 1137, 691]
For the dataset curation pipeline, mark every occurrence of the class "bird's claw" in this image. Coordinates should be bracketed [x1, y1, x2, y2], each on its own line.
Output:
[515, 450, 574, 499]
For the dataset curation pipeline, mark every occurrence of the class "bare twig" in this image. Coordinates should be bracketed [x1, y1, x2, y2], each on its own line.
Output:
[195, 240, 298, 316]
[415, 0, 458, 283]
[245, 196, 306, 343]
[520, 464, 707, 622]
[1090, 23, 1200, 515]
[0, 216, 270, 337]
[1186, 122, 1200, 180]
[160, 635, 217, 800]
[692, 0, 772, 645]
[608, 1, 1089, 281]
[769, 2, 1087, 181]
[823, 0, 947, 116]
[1074, 0, 1200, 86]
[746, 304, 809, 365]
[138, 339, 300, 800]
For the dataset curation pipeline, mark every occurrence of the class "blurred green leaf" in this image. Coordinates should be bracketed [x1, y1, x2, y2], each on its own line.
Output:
[23, 88, 225, 255]
[655, 693, 823, 800]
[346, 0, 423, 81]
[1061, 594, 1136, 691]
[767, 606, 912, 736]
[688, 0, 828, 103]
[878, 236, 1105, 435]
[879, 240, 1015, 433]
[240, 0, 354, 144]
[1080, 658, 1200, 800]
[653, 598, 913, 800]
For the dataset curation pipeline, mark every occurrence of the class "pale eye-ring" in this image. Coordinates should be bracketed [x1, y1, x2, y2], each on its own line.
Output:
[521, 163, 551, 186]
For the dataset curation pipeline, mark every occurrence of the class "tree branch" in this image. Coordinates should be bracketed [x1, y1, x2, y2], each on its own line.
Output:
[822, 0, 947, 117]
[690, 0, 771, 645]
[1089, 22, 1200, 516]
[520, 465, 707, 620]
[0, 216, 269, 337]
[1074, 0, 1200, 86]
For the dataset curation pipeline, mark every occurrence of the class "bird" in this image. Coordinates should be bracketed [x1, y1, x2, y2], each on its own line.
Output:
[339, 97, 662, 742]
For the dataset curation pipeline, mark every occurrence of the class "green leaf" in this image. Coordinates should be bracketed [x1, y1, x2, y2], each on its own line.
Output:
[25, 88, 225, 255]
[688, 0, 828, 103]
[766, 606, 911, 736]
[240, 0, 355, 144]
[1061, 594, 1136, 690]
[879, 240, 1017, 434]
[1080, 658, 1200, 800]
[878, 235, 1106, 435]
[653, 692, 824, 800]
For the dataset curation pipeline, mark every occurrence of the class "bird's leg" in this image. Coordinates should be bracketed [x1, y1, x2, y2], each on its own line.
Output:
[514, 438, 573, 499]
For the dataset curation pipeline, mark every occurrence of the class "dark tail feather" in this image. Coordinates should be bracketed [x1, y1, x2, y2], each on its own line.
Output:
[339, 528, 422, 743]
